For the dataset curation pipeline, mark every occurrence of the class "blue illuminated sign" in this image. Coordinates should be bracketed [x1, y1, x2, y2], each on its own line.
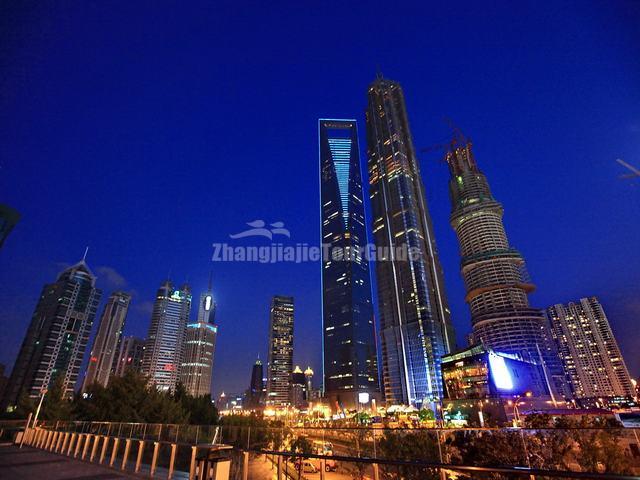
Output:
[488, 352, 514, 391]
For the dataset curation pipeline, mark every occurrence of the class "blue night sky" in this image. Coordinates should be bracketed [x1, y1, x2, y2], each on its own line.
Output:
[1, 1, 638, 397]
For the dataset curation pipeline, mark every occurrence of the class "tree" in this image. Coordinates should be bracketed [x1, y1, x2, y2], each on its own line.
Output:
[449, 430, 528, 471]
[418, 408, 435, 423]
[378, 430, 441, 480]
[41, 376, 73, 421]
[173, 383, 219, 425]
[73, 371, 189, 423]
[523, 413, 552, 428]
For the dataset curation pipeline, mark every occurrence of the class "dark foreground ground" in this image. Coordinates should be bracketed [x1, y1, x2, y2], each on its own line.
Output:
[0, 444, 137, 479]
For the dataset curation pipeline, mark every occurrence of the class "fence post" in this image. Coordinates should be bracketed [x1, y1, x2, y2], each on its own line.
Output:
[53, 432, 64, 452]
[121, 439, 131, 470]
[150, 441, 160, 477]
[242, 451, 249, 480]
[189, 445, 198, 480]
[109, 438, 120, 467]
[135, 440, 145, 473]
[168, 443, 177, 479]
[61, 432, 70, 453]
[74, 434, 84, 457]
[437, 430, 446, 480]
[66, 433, 76, 455]
[277, 455, 282, 480]
[373, 463, 380, 480]
[99, 436, 109, 464]
[83, 435, 92, 460]
[90, 435, 100, 461]
[43, 431, 51, 450]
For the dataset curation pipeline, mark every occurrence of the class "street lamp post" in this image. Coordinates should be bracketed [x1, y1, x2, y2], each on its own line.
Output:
[508, 391, 532, 427]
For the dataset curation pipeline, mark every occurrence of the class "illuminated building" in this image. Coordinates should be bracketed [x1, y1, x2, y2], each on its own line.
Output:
[365, 77, 455, 407]
[82, 291, 131, 390]
[442, 345, 547, 400]
[180, 285, 218, 397]
[0, 204, 20, 249]
[246, 358, 265, 409]
[304, 366, 314, 403]
[2, 256, 101, 409]
[319, 119, 379, 411]
[141, 280, 191, 393]
[112, 336, 145, 377]
[291, 366, 306, 408]
[266, 295, 294, 407]
[446, 140, 570, 401]
[442, 345, 548, 425]
[547, 297, 634, 406]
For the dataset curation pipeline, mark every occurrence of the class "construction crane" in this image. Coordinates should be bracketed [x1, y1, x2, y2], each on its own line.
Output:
[419, 118, 469, 158]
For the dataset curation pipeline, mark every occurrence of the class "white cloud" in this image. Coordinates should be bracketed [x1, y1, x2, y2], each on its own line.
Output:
[96, 265, 128, 289]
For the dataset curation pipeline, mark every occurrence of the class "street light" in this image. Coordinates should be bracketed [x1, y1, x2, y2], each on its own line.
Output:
[509, 391, 532, 427]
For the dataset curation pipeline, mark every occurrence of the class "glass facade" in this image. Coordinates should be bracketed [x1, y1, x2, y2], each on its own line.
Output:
[266, 295, 294, 407]
[141, 280, 192, 393]
[112, 335, 145, 377]
[82, 291, 131, 390]
[365, 78, 455, 408]
[180, 290, 218, 397]
[1, 259, 101, 408]
[319, 119, 379, 411]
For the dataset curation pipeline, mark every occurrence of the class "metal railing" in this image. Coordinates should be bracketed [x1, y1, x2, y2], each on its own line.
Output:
[13, 420, 640, 479]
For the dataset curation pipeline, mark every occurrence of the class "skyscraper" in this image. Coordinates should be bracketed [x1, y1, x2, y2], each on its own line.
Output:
[2, 257, 101, 409]
[291, 365, 307, 408]
[112, 336, 145, 377]
[246, 358, 265, 409]
[141, 280, 191, 393]
[547, 297, 634, 404]
[82, 291, 131, 390]
[365, 77, 455, 407]
[319, 119, 379, 411]
[180, 286, 218, 397]
[446, 141, 549, 359]
[266, 295, 294, 407]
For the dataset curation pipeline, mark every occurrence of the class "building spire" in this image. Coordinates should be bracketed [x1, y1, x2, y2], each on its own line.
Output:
[208, 270, 213, 291]
[82, 246, 89, 262]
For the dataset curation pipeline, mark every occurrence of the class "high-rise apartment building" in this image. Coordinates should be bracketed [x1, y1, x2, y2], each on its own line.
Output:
[266, 295, 294, 407]
[547, 297, 634, 404]
[82, 291, 131, 390]
[2, 258, 101, 409]
[112, 336, 145, 377]
[365, 77, 455, 407]
[180, 287, 218, 397]
[141, 280, 191, 393]
[319, 119, 379, 411]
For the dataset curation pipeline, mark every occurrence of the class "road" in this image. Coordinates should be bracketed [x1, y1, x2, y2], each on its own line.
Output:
[249, 454, 353, 480]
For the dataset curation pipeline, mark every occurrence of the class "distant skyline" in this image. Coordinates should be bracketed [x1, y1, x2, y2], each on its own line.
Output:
[0, 1, 638, 397]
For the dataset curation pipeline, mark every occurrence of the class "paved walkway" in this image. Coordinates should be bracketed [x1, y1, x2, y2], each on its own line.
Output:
[0, 444, 138, 479]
